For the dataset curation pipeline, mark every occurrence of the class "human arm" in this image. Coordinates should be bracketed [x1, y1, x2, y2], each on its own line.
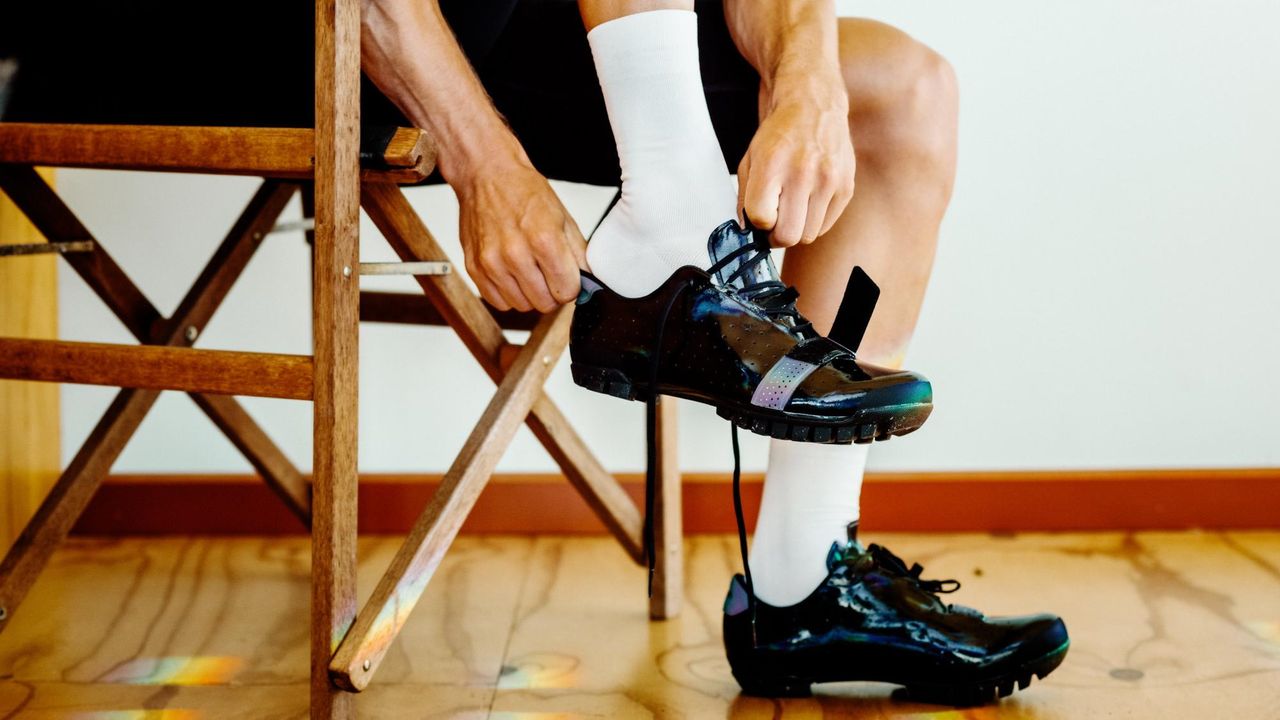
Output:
[361, 0, 586, 312]
[723, 0, 855, 246]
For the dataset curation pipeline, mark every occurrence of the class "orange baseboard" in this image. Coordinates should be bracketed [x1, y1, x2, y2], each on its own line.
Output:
[70, 468, 1280, 535]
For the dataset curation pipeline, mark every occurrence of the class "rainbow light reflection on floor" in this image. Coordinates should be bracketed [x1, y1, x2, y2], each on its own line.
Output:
[98, 656, 243, 686]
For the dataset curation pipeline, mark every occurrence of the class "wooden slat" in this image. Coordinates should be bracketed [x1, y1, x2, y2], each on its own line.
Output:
[0, 179, 307, 634]
[0, 338, 314, 400]
[329, 305, 574, 692]
[360, 184, 644, 563]
[311, 0, 362, 713]
[0, 123, 434, 183]
[359, 290, 540, 330]
[649, 397, 682, 620]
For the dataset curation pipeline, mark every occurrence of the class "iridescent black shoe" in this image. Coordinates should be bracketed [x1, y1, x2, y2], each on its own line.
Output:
[570, 221, 932, 445]
[723, 524, 1070, 706]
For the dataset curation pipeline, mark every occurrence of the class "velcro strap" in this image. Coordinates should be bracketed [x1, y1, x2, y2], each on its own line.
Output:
[750, 336, 851, 411]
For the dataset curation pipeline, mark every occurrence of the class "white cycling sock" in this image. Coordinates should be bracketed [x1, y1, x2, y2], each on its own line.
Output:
[585, 9, 738, 297]
[749, 439, 869, 607]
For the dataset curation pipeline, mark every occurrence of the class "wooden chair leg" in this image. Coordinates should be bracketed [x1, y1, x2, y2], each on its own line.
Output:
[650, 397, 683, 620]
[0, 177, 305, 631]
[329, 306, 573, 692]
[311, 0, 361, 715]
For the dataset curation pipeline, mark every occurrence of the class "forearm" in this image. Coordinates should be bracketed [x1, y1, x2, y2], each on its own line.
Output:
[722, 0, 846, 112]
[361, 0, 527, 183]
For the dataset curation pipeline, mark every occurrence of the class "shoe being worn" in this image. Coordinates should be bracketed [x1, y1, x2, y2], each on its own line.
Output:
[571, 220, 932, 445]
[723, 524, 1070, 705]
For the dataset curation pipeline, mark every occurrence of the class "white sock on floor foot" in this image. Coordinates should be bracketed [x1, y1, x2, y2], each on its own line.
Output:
[585, 10, 738, 297]
[748, 438, 869, 607]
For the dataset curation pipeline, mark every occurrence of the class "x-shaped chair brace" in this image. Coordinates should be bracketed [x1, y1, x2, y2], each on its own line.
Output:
[0, 160, 681, 696]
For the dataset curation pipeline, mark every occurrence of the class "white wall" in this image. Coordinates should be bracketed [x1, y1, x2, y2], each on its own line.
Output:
[56, 0, 1280, 475]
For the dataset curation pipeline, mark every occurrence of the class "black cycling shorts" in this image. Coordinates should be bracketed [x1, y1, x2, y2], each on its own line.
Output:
[2, 0, 761, 186]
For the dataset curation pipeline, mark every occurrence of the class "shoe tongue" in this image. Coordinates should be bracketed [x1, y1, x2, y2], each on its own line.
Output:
[707, 220, 779, 292]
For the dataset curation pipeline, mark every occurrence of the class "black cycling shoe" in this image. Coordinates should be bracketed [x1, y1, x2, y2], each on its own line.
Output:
[570, 224, 932, 445]
[723, 524, 1070, 706]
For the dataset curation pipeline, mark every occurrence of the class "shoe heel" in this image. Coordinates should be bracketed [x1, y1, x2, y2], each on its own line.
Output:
[571, 363, 638, 401]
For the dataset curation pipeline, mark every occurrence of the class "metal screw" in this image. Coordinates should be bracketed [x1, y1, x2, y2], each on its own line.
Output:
[0, 606, 8, 621]
[542, 355, 551, 366]
[342, 265, 352, 278]
[362, 659, 371, 671]
[185, 325, 199, 342]
[253, 232, 263, 241]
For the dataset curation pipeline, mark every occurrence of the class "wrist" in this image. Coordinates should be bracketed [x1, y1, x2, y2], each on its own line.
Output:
[437, 125, 533, 188]
[764, 61, 848, 116]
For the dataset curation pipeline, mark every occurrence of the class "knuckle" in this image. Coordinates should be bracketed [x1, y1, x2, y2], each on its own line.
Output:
[478, 249, 503, 272]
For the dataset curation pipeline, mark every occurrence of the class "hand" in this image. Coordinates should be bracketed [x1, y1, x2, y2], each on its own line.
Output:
[738, 71, 856, 247]
[454, 159, 587, 313]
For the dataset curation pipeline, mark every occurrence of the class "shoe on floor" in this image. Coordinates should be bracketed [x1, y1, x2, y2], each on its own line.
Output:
[722, 523, 1070, 705]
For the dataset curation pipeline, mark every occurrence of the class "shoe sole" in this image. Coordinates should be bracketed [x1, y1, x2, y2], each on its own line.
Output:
[732, 639, 1070, 705]
[571, 363, 932, 445]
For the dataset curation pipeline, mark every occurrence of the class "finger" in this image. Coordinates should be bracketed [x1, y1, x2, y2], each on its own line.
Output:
[820, 185, 853, 237]
[543, 230, 587, 306]
[802, 188, 833, 244]
[741, 159, 783, 231]
[506, 247, 558, 313]
[563, 217, 589, 271]
[492, 270, 533, 313]
[736, 155, 751, 225]
[771, 184, 810, 247]
[474, 274, 511, 312]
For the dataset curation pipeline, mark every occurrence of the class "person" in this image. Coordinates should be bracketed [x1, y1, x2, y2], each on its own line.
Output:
[3, 0, 1067, 702]
[357, 0, 1068, 702]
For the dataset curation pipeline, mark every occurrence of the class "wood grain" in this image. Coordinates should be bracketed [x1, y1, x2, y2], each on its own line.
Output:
[0, 123, 435, 183]
[0, 178, 303, 635]
[0, 173, 308, 515]
[1, 533, 1278, 716]
[329, 306, 574, 692]
[310, 0, 363, 713]
[0, 169, 59, 557]
[0, 337, 314, 400]
[649, 397, 682, 620]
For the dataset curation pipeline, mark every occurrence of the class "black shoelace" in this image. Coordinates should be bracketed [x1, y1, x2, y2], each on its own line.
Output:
[705, 232, 814, 339]
[864, 543, 962, 595]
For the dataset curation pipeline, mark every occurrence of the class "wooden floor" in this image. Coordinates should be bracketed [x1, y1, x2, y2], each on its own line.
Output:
[0, 531, 1277, 719]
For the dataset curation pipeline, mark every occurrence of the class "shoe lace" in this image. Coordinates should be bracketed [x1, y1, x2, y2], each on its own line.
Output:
[638, 273, 759, 644]
[705, 233, 814, 338]
[863, 543, 962, 595]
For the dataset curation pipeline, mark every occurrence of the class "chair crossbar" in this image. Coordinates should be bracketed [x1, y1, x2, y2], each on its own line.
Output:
[0, 337, 314, 400]
[0, 123, 436, 184]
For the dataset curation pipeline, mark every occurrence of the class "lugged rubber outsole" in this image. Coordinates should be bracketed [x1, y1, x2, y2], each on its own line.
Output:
[731, 640, 1071, 706]
[571, 363, 932, 445]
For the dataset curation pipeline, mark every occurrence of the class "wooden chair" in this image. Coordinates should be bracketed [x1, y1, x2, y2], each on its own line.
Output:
[0, 2, 681, 716]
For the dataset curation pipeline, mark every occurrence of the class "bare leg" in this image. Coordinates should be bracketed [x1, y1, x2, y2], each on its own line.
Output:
[579, 0, 692, 30]
[780, 19, 959, 367]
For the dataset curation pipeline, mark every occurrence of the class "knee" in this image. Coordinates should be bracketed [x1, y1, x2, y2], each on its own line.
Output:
[840, 22, 958, 176]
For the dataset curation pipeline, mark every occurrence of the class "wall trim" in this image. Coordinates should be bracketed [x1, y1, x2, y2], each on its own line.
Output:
[70, 468, 1280, 535]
